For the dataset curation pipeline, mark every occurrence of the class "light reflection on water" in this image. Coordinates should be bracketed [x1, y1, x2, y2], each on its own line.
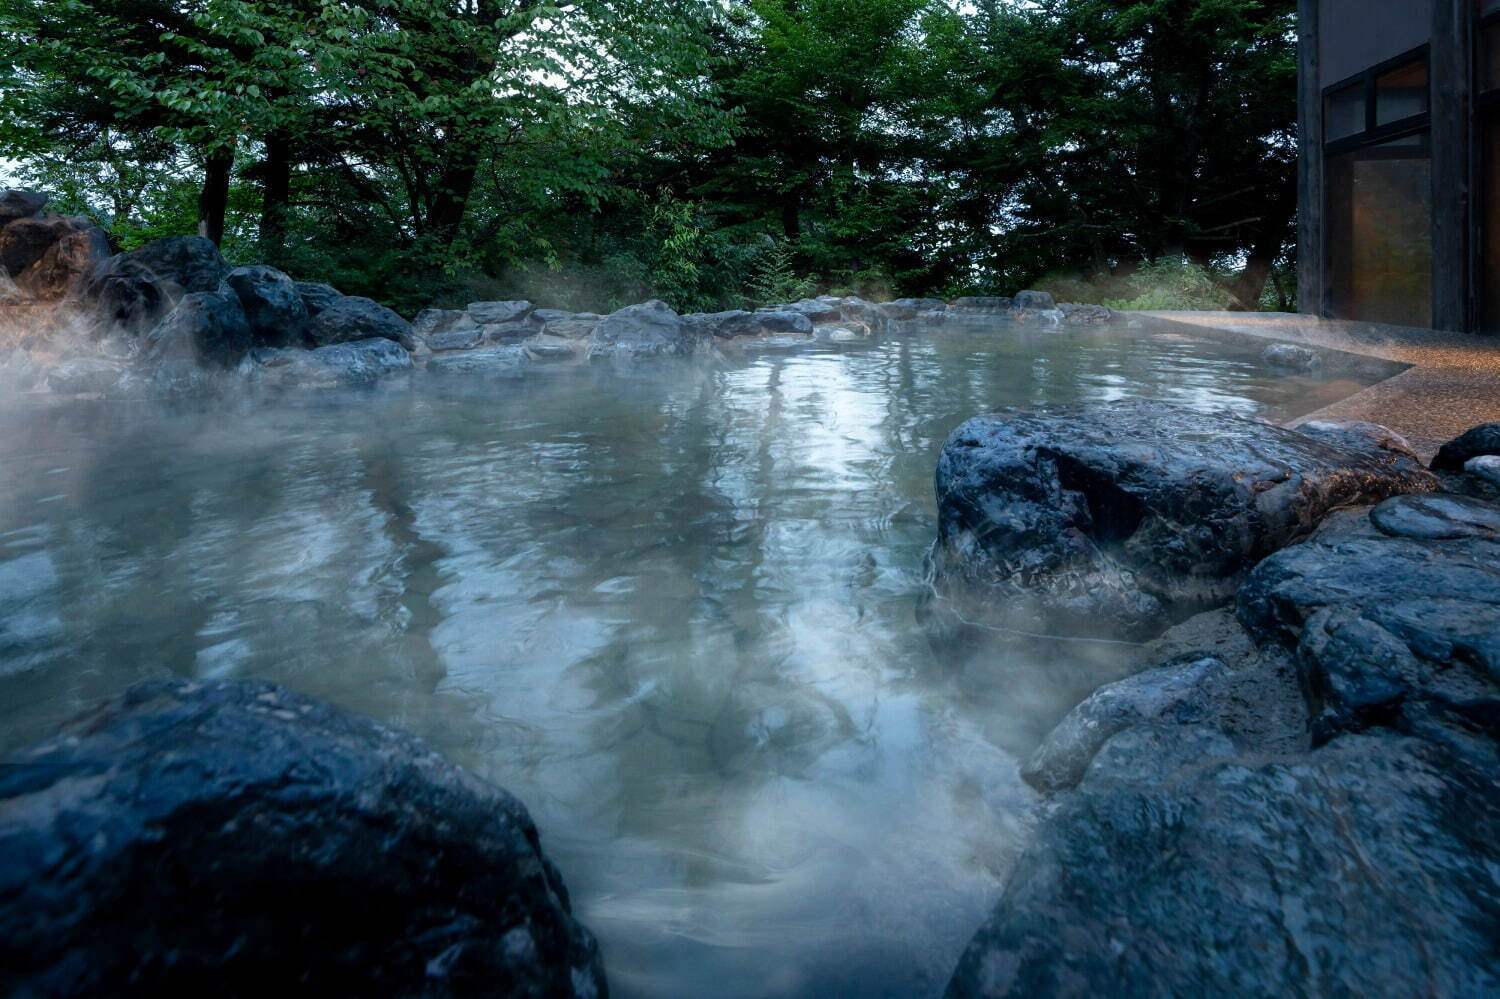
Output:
[0, 322, 1370, 997]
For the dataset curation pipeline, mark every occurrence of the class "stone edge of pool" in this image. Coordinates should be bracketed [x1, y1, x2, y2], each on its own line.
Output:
[1139, 309, 1500, 460]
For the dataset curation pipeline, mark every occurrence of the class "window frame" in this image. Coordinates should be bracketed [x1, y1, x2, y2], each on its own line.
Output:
[1322, 45, 1433, 156]
[1477, 10, 1500, 109]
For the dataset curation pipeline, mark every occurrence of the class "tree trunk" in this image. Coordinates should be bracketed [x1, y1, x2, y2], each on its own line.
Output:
[259, 131, 292, 260]
[198, 145, 234, 247]
[1228, 175, 1298, 312]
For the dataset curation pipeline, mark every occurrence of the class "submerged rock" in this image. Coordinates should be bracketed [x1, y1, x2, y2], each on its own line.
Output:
[927, 402, 1438, 642]
[307, 296, 415, 352]
[586, 299, 694, 361]
[1261, 341, 1321, 372]
[0, 679, 606, 998]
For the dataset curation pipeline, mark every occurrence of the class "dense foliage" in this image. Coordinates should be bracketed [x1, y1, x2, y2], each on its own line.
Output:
[0, 0, 1297, 314]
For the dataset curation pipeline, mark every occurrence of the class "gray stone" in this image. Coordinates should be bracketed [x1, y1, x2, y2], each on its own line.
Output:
[833, 296, 891, 335]
[44, 357, 126, 395]
[879, 298, 946, 321]
[1370, 493, 1500, 541]
[307, 296, 415, 352]
[468, 300, 534, 325]
[586, 299, 693, 362]
[411, 308, 473, 340]
[926, 402, 1438, 643]
[256, 338, 413, 389]
[218, 266, 308, 348]
[426, 345, 530, 377]
[1057, 303, 1113, 326]
[1432, 422, 1500, 471]
[0, 190, 48, 225]
[427, 325, 486, 352]
[950, 296, 1013, 313]
[294, 282, 342, 318]
[143, 291, 254, 368]
[523, 335, 580, 362]
[812, 325, 866, 342]
[1013, 290, 1055, 311]
[1468, 455, 1500, 489]
[1262, 341, 1322, 372]
[778, 298, 844, 323]
[539, 316, 600, 340]
[0, 679, 606, 998]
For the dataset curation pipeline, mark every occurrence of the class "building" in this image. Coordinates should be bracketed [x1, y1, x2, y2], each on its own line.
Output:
[1298, 0, 1500, 334]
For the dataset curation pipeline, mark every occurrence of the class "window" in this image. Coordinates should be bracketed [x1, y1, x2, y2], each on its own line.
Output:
[1325, 84, 1366, 142]
[1326, 136, 1433, 329]
[1374, 60, 1429, 127]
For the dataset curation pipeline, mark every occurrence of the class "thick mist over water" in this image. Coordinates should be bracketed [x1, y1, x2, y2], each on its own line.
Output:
[0, 321, 1372, 998]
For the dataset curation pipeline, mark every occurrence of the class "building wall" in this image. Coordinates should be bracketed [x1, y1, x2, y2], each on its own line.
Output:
[1318, 0, 1433, 85]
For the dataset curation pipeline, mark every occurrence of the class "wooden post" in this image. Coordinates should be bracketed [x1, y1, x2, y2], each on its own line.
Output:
[1431, 0, 1471, 332]
[1297, 0, 1326, 317]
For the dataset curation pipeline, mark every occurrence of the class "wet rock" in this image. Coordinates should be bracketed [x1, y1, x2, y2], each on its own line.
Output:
[0, 189, 48, 225]
[295, 281, 342, 318]
[1011, 290, 1054, 312]
[950, 296, 1012, 314]
[256, 338, 414, 389]
[44, 357, 126, 395]
[468, 299, 534, 325]
[0, 679, 606, 998]
[1432, 422, 1500, 471]
[84, 236, 228, 338]
[537, 314, 599, 340]
[1019, 657, 1227, 793]
[427, 326, 486, 352]
[1469, 455, 1500, 489]
[0, 216, 68, 277]
[1079, 721, 1240, 789]
[880, 298, 946, 321]
[412, 308, 471, 340]
[586, 299, 694, 361]
[307, 296, 415, 352]
[690, 309, 812, 338]
[1369, 492, 1500, 540]
[143, 291, 255, 368]
[218, 265, 308, 348]
[1261, 341, 1321, 372]
[778, 298, 844, 323]
[1238, 504, 1500, 744]
[927, 402, 1438, 642]
[1057, 303, 1113, 326]
[812, 325, 866, 342]
[1295, 418, 1419, 460]
[947, 733, 1500, 999]
[833, 296, 891, 335]
[523, 335, 581, 362]
[426, 344, 530, 377]
[1, 216, 112, 302]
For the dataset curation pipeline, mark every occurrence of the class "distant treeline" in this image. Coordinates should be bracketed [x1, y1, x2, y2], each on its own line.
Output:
[0, 1, 1297, 314]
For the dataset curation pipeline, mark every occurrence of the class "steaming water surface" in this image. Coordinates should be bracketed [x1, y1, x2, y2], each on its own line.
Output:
[0, 320, 1373, 997]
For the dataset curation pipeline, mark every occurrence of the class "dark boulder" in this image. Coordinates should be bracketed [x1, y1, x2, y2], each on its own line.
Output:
[0, 189, 48, 225]
[307, 296, 415, 351]
[143, 291, 255, 368]
[586, 299, 694, 361]
[83, 236, 228, 338]
[295, 281, 342, 318]
[947, 733, 1500, 998]
[927, 402, 1438, 642]
[218, 266, 308, 348]
[1238, 502, 1500, 745]
[0, 216, 112, 302]
[0, 679, 606, 998]
[0, 216, 68, 277]
[1262, 341, 1322, 372]
[1432, 422, 1500, 471]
